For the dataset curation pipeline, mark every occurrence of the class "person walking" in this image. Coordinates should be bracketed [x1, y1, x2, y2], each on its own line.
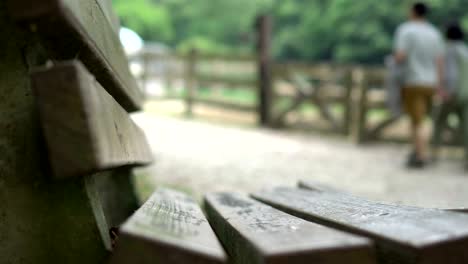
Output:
[394, 2, 444, 168]
[432, 23, 468, 169]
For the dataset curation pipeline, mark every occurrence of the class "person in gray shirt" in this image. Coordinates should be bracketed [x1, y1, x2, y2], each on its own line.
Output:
[432, 22, 468, 169]
[394, 2, 444, 168]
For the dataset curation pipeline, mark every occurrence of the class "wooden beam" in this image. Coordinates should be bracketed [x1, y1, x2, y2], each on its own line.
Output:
[256, 15, 273, 126]
[194, 97, 256, 113]
[366, 116, 401, 141]
[7, 0, 143, 112]
[253, 187, 468, 264]
[205, 192, 375, 264]
[185, 49, 197, 117]
[196, 75, 257, 89]
[446, 208, 468, 214]
[301, 181, 468, 215]
[111, 189, 227, 264]
[32, 61, 153, 179]
[96, 0, 120, 33]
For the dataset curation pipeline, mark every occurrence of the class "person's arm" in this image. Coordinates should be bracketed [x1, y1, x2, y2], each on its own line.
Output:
[443, 46, 462, 99]
[394, 26, 408, 64]
[436, 55, 448, 99]
[394, 51, 407, 63]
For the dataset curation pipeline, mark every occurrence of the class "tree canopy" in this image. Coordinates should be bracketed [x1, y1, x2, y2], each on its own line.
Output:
[113, 0, 468, 64]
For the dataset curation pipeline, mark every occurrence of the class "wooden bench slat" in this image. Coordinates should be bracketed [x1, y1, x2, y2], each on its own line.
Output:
[204, 192, 375, 264]
[96, 0, 120, 33]
[8, 0, 142, 111]
[253, 187, 468, 264]
[300, 180, 468, 214]
[111, 188, 226, 264]
[32, 61, 152, 179]
[448, 208, 468, 213]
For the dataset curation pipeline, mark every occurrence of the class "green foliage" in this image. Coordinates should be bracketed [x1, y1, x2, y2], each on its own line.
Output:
[113, 0, 468, 64]
[113, 0, 173, 42]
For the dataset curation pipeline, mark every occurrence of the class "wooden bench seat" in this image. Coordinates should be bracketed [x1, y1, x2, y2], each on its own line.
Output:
[108, 185, 468, 264]
[111, 188, 226, 264]
[205, 192, 375, 264]
[32, 61, 153, 179]
[252, 187, 468, 264]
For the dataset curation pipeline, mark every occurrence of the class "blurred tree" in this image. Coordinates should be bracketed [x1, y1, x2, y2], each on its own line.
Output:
[112, 0, 468, 64]
[113, 0, 174, 42]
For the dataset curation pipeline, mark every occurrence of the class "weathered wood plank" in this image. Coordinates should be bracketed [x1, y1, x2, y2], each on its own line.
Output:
[31, 61, 153, 179]
[7, 0, 142, 111]
[253, 187, 468, 264]
[111, 188, 226, 264]
[93, 167, 139, 229]
[301, 180, 468, 214]
[204, 192, 375, 264]
[96, 0, 120, 33]
[446, 208, 468, 214]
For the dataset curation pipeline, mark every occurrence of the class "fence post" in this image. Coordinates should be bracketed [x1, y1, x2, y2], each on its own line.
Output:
[355, 69, 369, 143]
[185, 48, 197, 117]
[342, 68, 353, 135]
[163, 54, 173, 97]
[256, 15, 273, 126]
[141, 52, 150, 98]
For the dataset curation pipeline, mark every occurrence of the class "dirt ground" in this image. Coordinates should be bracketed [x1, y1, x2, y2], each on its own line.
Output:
[132, 102, 468, 210]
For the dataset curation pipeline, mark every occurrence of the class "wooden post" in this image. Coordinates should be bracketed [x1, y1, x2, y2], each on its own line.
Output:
[342, 69, 353, 135]
[141, 52, 150, 98]
[185, 49, 197, 117]
[163, 55, 173, 97]
[256, 15, 273, 126]
[355, 69, 369, 143]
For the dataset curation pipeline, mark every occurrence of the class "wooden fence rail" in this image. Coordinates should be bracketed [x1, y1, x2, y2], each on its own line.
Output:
[130, 49, 364, 135]
[129, 50, 464, 146]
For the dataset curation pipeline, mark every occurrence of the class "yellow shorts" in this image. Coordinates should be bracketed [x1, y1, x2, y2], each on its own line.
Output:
[402, 86, 435, 125]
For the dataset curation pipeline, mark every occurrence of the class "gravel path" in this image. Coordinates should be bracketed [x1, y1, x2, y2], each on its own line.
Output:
[132, 112, 468, 210]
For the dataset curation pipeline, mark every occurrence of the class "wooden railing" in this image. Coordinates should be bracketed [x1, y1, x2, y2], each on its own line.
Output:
[129, 47, 462, 146]
[130, 49, 359, 134]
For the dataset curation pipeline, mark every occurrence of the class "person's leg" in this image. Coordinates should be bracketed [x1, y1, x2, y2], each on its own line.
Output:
[403, 87, 435, 167]
[413, 120, 427, 160]
[460, 102, 468, 169]
[432, 103, 452, 160]
[412, 90, 429, 161]
[403, 87, 426, 166]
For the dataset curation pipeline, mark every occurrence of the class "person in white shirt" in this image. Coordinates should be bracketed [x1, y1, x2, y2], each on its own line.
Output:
[394, 2, 444, 168]
[432, 23, 468, 170]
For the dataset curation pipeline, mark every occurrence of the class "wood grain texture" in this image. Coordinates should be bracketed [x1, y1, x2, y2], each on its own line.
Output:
[0, 5, 113, 262]
[446, 208, 468, 214]
[301, 180, 468, 214]
[7, 0, 142, 111]
[204, 192, 375, 264]
[32, 61, 152, 179]
[253, 187, 468, 264]
[96, 0, 120, 33]
[111, 188, 226, 264]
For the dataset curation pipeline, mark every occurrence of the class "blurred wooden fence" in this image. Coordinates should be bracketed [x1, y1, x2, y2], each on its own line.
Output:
[129, 49, 363, 135]
[129, 48, 460, 146]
